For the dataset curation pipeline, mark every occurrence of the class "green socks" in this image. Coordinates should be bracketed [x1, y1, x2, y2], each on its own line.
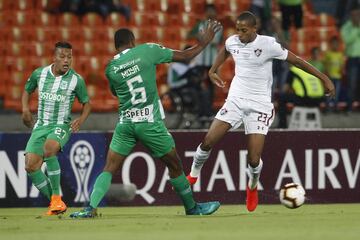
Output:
[45, 156, 61, 195]
[89, 172, 113, 208]
[169, 173, 196, 210]
[28, 169, 52, 200]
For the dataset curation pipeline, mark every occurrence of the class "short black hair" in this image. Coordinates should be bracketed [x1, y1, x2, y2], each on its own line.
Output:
[55, 41, 72, 50]
[114, 28, 135, 50]
[237, 11, 257, 27]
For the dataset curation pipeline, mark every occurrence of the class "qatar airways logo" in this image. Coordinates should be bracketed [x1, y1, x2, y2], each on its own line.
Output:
[120, 148, 360, 204]
[40, 92, 66, 102]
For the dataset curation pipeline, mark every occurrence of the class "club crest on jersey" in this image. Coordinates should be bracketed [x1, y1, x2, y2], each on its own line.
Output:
[60, 81, 68, 90]
[254, 49, 262, 57]
[220, 108, 228, 115]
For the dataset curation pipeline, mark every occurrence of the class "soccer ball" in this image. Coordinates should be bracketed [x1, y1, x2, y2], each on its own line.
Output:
[279, 183, 306, 209]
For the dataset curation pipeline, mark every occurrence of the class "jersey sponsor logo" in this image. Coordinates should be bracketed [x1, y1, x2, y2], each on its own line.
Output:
[60, 81, 68, 90]
[220, 108, 228, 115]
[254, 48, 262, 57]
[123, 106, 153, 122]
[116, 58, 141, 72]
[114, 66, 120, 74]
[40, 92, 66, 102]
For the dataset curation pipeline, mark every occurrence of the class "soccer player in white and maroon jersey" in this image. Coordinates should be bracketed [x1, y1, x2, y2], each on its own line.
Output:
[187, 11, 335, 212]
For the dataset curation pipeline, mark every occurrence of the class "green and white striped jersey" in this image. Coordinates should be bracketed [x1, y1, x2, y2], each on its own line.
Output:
[25, 64, 89, 128]
[105, 43, 173, 123]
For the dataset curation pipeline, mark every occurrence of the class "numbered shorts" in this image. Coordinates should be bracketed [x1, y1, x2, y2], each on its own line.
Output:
[110, 121, 175, 158]
[25, 124, 71, 156]
[215, 98, 275, 135]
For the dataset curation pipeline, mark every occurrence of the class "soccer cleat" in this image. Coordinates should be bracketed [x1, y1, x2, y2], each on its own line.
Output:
[246, 186, 258, 212]
[186, 201, 220, 215]
[70, 206, 97, 218]
[186, 175, 198, 186]
[45, 208, 65, 216]
[49, 195, 67, 214]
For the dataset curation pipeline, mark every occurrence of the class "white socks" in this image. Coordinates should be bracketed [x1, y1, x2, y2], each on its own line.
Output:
[190, 144, 211, 178]
[248, 159, 263, 190]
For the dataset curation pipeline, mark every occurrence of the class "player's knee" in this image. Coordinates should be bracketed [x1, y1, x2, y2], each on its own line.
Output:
[43, 150, 57, 159]
[25, 160, 41, 173]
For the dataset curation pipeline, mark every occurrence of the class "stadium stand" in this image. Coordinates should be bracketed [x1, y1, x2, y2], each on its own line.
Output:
[0, 0, 343, 113]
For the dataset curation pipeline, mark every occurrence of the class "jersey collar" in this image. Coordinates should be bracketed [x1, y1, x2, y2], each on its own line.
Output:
[114, 49, 131, 59]
[49, 63, 70, 77]
[238, 34, 258, 46]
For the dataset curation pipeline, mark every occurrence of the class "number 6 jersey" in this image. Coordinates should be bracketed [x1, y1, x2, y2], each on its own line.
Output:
[105, 43, 173, 123]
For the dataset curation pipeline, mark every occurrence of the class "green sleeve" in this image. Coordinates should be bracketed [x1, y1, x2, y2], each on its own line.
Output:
[24, 68, 41, 93]
[105, 65, 116, 96]
[75, 76, 89, 103]
[341, 22, 359, 45]
[144, 43, 173, 64]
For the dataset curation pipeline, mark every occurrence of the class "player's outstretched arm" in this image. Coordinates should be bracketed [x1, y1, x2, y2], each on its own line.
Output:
[21, 90, 34, 128]
[286, 51, 335, 97]
[71, 102, 91, 132]
[208, 47, 230, 88]
[172, 19, 222, 62]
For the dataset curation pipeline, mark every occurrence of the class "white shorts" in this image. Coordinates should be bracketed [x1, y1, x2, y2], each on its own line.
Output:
[215, 98, 275, 135]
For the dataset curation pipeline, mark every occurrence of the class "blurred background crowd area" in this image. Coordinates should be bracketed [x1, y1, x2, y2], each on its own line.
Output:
[0, 0, 359, 118]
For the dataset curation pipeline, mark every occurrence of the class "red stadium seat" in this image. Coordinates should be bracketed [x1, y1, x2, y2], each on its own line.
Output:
[167, 0, 185, 13]
[132, 27, 158, 43]
[58, 13, 81, 27]
[59, 27, 83, 42]
[4, 85, 23, 112]
[157, 12, 181, 27]
[82, 13, 104, 27]
[34, 27, 59, 42]
[181, 13, 201, 27]
[213, 0, 231, 14]
[132, 12, 160, 26]
[106, 12, 126, 27]
[82, 27, 106, 42]
[183, 0, 206, 14]
[162, 27, 183, 41]
[0, 72, 10, 98]
[1, 0, 35, 11]
[103, 41, 116, 56]
[317, 13, 336, 27]
[27, 56, 52, 70]
[34, 12, 57, 27]
[136, 0, 164, 12]
[13, 11, 38, 27]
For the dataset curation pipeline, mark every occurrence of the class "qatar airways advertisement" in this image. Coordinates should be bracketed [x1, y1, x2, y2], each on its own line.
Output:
[0, 130, 359, 207]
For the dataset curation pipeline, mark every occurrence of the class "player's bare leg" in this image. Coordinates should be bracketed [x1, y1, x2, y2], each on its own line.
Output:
[246, 133, 265, 212]
[188, 119, 231, 184]
[70, 150, 126, 218]
[162, 148, 220, 215]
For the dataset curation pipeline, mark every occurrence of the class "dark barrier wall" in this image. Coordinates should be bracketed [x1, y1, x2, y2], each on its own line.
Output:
[0, 130, 359, 207]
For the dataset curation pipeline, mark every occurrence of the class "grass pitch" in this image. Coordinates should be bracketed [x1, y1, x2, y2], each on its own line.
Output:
[0, 204, 359, 240]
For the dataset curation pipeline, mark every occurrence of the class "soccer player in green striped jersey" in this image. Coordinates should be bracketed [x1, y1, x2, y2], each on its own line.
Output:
[22, 42, 91, 216]
[70, 20, 222, 218]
